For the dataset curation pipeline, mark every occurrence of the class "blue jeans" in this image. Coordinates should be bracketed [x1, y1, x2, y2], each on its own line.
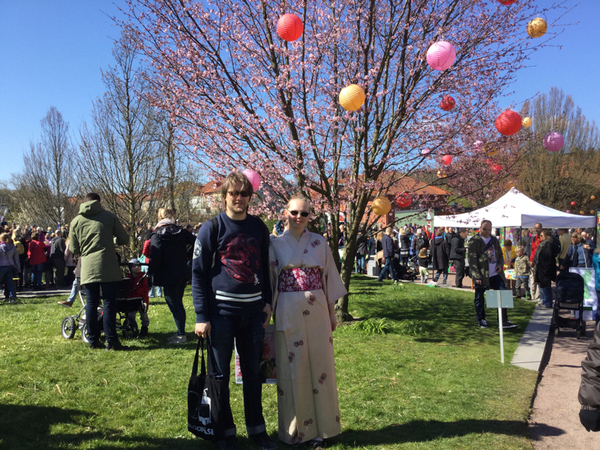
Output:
[433, 269, 448, 284]
[149, 285, 163, 297]
[85, 281, 119, 344]
[474, 274, 509, 322]
[32, 263, 44, 288]
[378, 258, 397, 281]
[163, 282, 187, 335]
[67, 277, 80, 303]
[540, 287, 553, 308]
[208, 311, 266, 437]
[356, 256, 366, 273]
[0, 266, 15, 299]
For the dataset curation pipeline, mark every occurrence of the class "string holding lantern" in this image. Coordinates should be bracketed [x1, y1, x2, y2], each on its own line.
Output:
[527, 18, 547, 38]
[242, 169, 261, 191]
[441, 155, 453, 165]
[495, 110, 522, 136]
[522, 117, 532, 128]
[491, 164, 502, 174]
[440, 95, 456, 111]
[426, 41, 456, 71]
[543, 132, 564, 152]
[339, 84, 366, 111]
[276, 14, 303, 42]
[371, 197, 391, 216]
[395, 193, 411, 209]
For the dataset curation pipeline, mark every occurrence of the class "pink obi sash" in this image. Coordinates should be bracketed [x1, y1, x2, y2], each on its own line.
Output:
[278, 267, 323, 292]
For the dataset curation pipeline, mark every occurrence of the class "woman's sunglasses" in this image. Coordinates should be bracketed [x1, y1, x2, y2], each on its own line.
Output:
[289, 210, 309, 217]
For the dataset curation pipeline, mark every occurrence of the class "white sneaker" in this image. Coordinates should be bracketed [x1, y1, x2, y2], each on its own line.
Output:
[168, 334, 187, 344]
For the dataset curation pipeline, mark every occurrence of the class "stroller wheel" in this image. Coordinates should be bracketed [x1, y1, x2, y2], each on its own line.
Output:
[122, 319, 139, 340]
[61, 316, 76, 339]
[81, 323, 91, 344]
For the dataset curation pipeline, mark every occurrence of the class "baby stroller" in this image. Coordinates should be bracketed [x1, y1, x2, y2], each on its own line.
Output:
[392, 256, 418, 281]
[550, 272, 586, 338]
[61, 276, 147, 343]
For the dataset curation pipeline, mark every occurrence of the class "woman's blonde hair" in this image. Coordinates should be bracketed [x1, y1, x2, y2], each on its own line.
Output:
[286, 195, 311, 211]
[158, 208, 176, 221]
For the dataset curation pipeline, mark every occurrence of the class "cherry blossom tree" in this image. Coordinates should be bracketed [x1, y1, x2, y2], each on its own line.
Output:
[121, 0, 566, 319]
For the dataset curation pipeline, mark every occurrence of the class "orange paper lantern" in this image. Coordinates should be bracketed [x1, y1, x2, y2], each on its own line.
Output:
[591, 195, 596, 200]
[371, 197, 391, 216]
[339, 84, 366, 111]
[495, 110, 522, 136]
[277, 14, 303, 42]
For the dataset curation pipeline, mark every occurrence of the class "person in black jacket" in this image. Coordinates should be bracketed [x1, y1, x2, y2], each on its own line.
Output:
[450, 229, 468, 288]
[149, 208, 196, 344]
[432, 229, 450, 285]
[377, 227, 398, 283]
[534, 230, 558, 308]
[579, 320, 600, 432]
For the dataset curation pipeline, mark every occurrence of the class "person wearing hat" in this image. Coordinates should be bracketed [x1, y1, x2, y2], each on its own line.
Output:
[127, 258, 150, 339]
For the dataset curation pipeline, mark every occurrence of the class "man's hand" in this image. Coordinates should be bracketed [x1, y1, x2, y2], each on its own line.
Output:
[195, 322, 211, 338]
[329, 311, 337, 332]
[262, 304, 272, 328]
[497, 266, 502, 274]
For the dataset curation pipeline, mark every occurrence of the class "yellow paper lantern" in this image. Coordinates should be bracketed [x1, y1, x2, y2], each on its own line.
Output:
[527, 18, 547, 38]
[591, 210, 595, 214]
[339, 84, 366, 111]
[371, 196, 391, 216]
[484, 142, 498, 157]
[522, 117, 532, 128]
[437, 170, 447, 179]
[580, 210, 585, 215]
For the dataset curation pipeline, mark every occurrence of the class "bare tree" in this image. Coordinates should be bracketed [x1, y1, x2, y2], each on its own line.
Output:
[11, 107, 77, 227]
[78, 35, 163, 256]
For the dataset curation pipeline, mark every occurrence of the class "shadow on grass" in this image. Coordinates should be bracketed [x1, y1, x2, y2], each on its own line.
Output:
[338, 419, 565, 446]
[0, 404, 203, 450]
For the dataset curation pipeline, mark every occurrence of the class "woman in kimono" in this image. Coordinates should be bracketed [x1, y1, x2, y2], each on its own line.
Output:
[270, 196, 347, 447]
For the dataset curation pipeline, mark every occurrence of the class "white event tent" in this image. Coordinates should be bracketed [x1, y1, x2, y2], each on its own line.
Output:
[434, 187, 596, 229]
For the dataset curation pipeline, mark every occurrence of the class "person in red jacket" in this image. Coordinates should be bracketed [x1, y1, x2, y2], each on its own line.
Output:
[126, 258, 150, 339]
[27, 232, 47, 290]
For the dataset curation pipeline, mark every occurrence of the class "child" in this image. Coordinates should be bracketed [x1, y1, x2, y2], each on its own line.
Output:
[514, 246, 531, 299]
[127, 258, 150, 338]
[418, 247, 429, 284]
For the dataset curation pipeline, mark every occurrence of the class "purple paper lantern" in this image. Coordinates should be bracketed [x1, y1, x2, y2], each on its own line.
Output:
[426, 41, 456, 71]
[242, 169, 261, 191]
[543, 132, 564, 152]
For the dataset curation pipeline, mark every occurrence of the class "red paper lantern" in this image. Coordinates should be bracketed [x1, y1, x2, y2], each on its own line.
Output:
[440, 95, 456, 111]
[485, 158, 493, 166]
[498, 0, 517, 5]
[441, 155, 453, 165]
[491, 164, 502, 174]
[495, 110, 522, 136]
[571, 201, 576, 206]
[277, 14, 303, 42]
[395, 193, 411, 208]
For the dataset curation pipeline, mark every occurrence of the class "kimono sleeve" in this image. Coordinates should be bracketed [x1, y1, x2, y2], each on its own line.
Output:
[268, 243, 279, 301]
[322, 239, 347, 304]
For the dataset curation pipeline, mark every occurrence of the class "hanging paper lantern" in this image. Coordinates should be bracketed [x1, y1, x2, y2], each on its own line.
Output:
[437, 170, 447, 179]
[566, 210, 571, 213]
[426, 41, 456, 71]
[522, 117, 532, 128]
[339, 84, 366, 111]
[580, 210, 585, 215]
[591, 195, 596, 200]
[570, 201, 576, 206]
[473, 140, 484, 152]
[527, 18, 548, 38]
[441, 155, 453, 165]
[591, 210, 596, 214]
[495, 110, 522, 136]
[371, 197, 391, 216]
[440, 95, 456, 111]
[421, 148, 431, 156]
[277, 14, 303, 42]
[484, 142, 499, 157]
[491, 164, 502, 174]
[485, 158, 493, 166]
[498, 0, 517, 4]
[242, 169, 261, 191]
[395, 193, 411, 208]
[543, 132, 564, 152]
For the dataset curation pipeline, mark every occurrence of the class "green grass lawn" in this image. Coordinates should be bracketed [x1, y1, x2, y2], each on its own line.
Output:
[0, 277, 538, 449]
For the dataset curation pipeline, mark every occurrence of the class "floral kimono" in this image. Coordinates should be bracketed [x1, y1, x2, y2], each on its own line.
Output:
[269, 229, 347, 444]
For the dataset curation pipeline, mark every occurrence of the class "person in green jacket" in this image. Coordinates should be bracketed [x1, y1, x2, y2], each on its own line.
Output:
[70, 193, 129, 350]
[468, 219, 517, 330]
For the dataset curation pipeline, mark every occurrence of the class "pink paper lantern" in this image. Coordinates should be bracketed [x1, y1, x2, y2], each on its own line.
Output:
[543, 132, 564, 152]
[421, 148, 431, 155]
[242, 169, 261, 191]
[495, 110, 521, 136]
[473, 140, 484, 152]
[441, 155, 453, 165]
[426, 41, 456, 71]
[566, 210, 571, 213]
[277, 14, 303, 42]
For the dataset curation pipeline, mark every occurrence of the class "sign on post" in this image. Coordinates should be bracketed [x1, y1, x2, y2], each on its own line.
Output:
[486, 290, 514, 363]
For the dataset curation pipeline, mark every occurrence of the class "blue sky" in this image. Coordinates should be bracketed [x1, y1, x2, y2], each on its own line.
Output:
[1, 0, 599, 181]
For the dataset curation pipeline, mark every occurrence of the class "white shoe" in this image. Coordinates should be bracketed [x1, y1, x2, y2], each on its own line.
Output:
[168, 334, 187, 344]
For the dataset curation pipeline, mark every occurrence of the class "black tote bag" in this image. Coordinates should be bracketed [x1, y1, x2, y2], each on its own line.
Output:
[187, 338, 225, 442]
